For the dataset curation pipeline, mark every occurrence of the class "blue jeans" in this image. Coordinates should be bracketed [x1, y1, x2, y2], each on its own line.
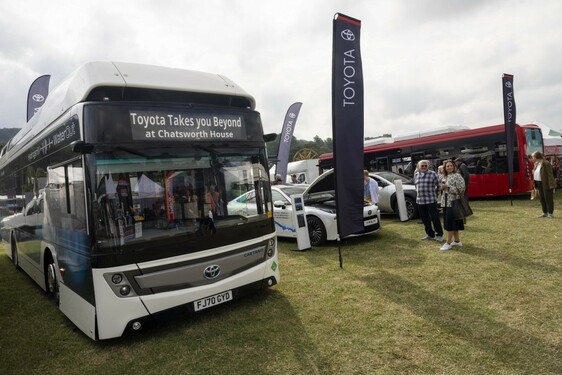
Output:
[419, 202, 443, 238]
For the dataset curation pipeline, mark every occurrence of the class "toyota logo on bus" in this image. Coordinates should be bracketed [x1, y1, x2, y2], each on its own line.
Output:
[203, 264, 221, 279]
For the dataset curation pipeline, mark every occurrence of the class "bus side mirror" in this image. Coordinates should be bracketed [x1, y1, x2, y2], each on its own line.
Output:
[71, 141, 95, 154]
[263, 133, 277, 142]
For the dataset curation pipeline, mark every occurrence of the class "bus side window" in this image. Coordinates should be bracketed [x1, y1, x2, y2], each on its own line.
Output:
[68, 160, 87, 233]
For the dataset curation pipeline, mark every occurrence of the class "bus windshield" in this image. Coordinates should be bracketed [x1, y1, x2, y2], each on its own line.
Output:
[525, 128, 543, 156]
[92, 145, 271, 250]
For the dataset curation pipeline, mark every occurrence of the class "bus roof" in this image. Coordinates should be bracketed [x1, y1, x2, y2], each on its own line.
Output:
[8, 62, 256, 150]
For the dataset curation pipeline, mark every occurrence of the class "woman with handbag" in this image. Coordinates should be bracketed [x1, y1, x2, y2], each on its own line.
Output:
[439, 160, 466, 251]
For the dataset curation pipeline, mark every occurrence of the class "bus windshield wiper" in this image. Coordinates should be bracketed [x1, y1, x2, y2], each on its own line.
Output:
[114, 146, 149, 158]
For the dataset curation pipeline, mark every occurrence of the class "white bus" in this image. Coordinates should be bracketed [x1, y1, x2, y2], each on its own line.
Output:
[0, 62, 279, 340]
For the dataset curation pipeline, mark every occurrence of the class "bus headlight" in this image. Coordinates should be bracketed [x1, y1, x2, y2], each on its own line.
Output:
[111, 274, 123, 284]
[103, 272, 137, 298]
[267, 238, 276, 258]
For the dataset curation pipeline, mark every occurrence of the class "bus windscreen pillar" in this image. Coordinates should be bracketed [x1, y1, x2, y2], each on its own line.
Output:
[291, 194, 311, 250]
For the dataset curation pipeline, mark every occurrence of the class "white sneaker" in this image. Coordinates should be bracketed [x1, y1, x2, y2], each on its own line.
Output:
[440, 243, 452, 251]
[451, 241, 463, 247]
[421, 235, 435, 240]
[547, 214, 554, 218]
[435, 235, 444, 242]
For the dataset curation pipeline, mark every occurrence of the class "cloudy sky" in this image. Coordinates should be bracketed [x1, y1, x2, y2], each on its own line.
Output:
[1, 0, 561, 141]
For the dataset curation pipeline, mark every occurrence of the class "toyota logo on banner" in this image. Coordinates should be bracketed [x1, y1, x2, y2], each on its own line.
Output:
[341, 29, 355, 41]
[505, 81, 512, 88]
[32, 94, 45, 102]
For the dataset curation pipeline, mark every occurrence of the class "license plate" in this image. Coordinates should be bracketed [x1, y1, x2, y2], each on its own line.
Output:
[364, 217, 378, 226]
[194, 290, 233, 311]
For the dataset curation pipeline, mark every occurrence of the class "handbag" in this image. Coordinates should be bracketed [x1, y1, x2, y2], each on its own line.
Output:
[451, 196, 473, 220]
[530, 188, 539, 200]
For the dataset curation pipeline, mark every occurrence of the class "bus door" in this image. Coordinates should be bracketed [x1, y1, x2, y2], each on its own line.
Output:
[375, 157, 389, 172]
[410, 152, 425, 171]
[21, 194, 45, 265]
[46, 159, 93, 303]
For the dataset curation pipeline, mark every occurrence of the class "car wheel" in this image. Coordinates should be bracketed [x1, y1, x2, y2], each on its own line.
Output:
[405, 197, 418, 220]
[307, 215, 327, 246]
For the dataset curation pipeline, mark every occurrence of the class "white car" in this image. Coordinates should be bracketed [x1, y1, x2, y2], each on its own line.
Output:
[228, 171, 380, 246]
[369, 171, 418, 220]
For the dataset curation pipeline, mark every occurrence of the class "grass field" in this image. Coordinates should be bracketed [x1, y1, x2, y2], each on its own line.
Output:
[1, 193, 561, 374]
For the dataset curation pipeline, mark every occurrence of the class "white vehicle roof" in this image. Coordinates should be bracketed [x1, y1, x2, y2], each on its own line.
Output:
[9, 61, 255, 151]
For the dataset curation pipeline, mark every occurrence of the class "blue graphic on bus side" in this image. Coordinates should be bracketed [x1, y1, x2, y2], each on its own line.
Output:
[274, 221, 296, 233]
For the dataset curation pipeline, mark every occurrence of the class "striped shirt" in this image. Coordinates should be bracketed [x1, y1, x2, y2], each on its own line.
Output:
[414, 170, 439, 204]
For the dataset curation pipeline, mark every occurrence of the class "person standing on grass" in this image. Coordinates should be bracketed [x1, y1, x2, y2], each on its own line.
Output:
[532, 151, 556, 218]
[413, 160, 443, 242]
[437, 164, 445, 204]
[363, 170, 379, 204]
[439, 160, 466, 251]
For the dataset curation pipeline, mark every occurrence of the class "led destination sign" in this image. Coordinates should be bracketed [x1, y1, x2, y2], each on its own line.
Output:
[130, 110, 247, 141]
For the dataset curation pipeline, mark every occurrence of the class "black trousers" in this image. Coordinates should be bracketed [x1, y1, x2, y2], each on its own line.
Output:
[418, 202, 443, 237]
[535, 180, 554, 214]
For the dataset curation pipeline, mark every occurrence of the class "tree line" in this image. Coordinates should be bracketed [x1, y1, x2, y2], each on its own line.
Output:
[266, 133, 392, 161]
[266, 135, 333, 162]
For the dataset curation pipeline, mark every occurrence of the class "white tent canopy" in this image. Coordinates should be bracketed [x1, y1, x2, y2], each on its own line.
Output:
[538, 124, 562, 154]
[133, 174, 164, 198]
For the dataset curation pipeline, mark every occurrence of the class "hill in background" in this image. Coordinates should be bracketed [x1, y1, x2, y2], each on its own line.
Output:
[0, 128, 20, 143]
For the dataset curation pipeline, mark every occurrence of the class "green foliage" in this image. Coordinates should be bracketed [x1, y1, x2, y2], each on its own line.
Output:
[0, 128, 19, 143]
[1, 193, 561, 374]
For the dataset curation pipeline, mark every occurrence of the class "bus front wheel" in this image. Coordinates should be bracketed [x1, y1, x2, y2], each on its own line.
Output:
[45, 254, 60, 306]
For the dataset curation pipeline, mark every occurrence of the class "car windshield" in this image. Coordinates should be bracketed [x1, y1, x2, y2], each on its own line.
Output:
[376, 171, 413, 184]
[278, 186, 307, 196]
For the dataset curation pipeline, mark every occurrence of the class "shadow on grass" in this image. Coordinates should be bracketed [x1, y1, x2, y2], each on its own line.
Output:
[457, 245, 562, 274]
[97, 288, 332, 374]
[287, 229, 428, 271]
[362, 270, 562, 373]
[0, 255, 328, 373]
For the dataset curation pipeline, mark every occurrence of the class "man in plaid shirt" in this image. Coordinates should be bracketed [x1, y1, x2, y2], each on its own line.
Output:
[413, 160, 443, 241]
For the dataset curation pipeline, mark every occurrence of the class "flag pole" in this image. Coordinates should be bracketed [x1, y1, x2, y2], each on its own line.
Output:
[502, 73, 516, 207]
[337, 235, 343, 269]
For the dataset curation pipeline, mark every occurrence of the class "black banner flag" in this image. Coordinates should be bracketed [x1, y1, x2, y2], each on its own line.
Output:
[27, 75, 50, 122]
[332, 13, 364, 238]
[502, 74, 516, 194]
[275, 102, 302, 182]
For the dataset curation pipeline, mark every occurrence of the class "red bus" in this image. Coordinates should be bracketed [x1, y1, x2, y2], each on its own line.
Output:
[318, 124, 544, 198]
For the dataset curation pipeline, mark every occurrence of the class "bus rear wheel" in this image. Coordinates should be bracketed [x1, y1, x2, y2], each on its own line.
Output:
[11, 235, 20, 270]
[45, 254, 60, 306]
